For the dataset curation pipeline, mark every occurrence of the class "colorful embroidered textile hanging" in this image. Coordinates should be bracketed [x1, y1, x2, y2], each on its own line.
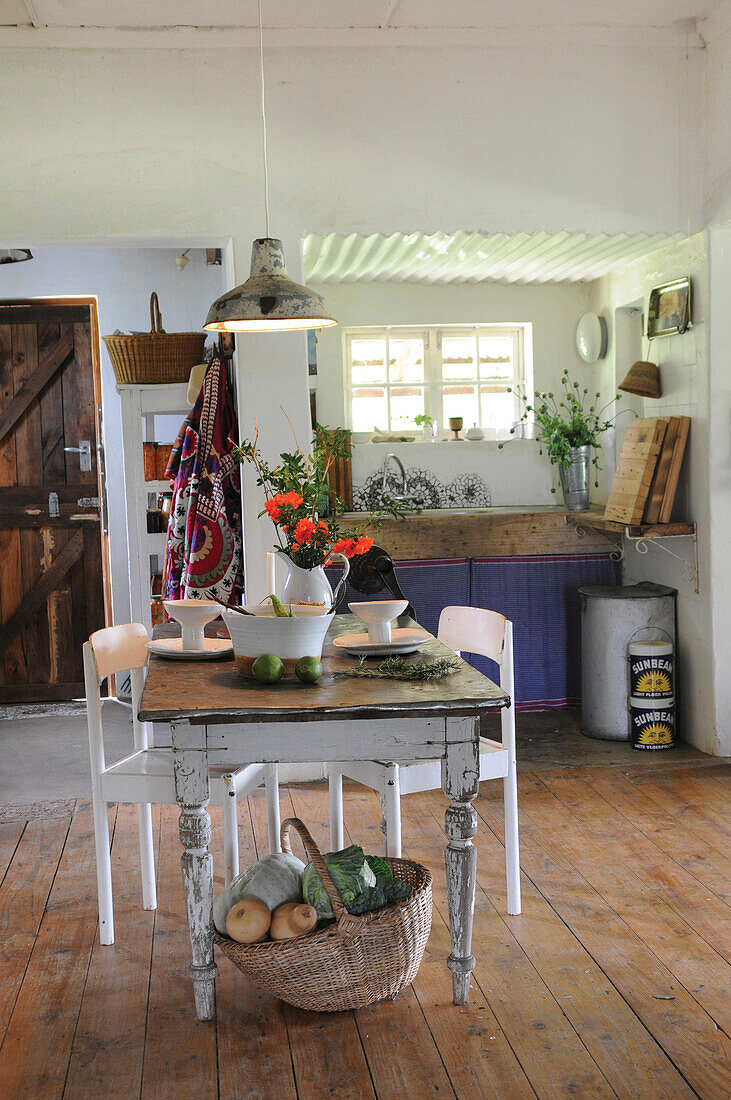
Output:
[163, 357, 243, 603]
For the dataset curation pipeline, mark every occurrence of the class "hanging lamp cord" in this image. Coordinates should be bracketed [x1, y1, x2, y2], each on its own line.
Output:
[257, 0, 271, 239]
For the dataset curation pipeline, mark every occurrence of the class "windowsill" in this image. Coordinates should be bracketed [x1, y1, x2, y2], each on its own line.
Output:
[351, 435, 536, 446]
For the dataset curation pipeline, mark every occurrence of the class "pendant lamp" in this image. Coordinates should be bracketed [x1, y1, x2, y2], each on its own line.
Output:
[0, 249, 33, 264]
[205, 1, 336, 334]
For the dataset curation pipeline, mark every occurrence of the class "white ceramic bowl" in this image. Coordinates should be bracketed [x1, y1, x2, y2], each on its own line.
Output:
[349, 599, 408, 644]
[221, 608, 332, 679]
[163, 598, 223, 652]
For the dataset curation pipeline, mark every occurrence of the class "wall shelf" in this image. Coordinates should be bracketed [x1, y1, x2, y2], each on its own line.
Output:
[565, 510, 698, 593]
[117, 383, 189, 631]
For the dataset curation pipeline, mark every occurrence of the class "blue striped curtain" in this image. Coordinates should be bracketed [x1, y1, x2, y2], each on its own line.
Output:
[328, 553, 619, 710]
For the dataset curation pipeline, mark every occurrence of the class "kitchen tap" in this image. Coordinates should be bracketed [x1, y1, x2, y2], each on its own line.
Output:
[381, 453, 409, 503]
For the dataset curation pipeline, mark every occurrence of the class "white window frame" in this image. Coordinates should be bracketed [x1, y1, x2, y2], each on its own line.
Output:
[343, 323, 531, 442]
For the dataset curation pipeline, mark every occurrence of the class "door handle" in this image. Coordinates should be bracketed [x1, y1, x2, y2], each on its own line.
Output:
[64, 439, 92, 472]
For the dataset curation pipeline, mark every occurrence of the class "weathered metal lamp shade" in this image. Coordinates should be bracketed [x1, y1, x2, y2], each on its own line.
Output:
[204, 238, 336, 333]
[618, 360, 661, 399]
[0, 249, 32, 264]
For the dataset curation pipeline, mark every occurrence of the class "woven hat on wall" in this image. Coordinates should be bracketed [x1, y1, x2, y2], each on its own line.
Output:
[618, 360, 661, 398]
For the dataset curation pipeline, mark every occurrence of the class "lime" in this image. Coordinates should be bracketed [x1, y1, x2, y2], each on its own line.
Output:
[295, 656, 323, 683]
[252, 654, 284, 683]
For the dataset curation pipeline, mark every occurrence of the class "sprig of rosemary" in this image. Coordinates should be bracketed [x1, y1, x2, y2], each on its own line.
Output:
[334, 656, 460, 681]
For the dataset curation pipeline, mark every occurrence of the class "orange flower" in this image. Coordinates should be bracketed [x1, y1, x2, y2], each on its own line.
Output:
[353, 536, 374, 555]
[264, 498, 282, 522]
[317, 520, 329, 535]
[331, 537, 355, 557]
[294, 517, 317, 544]
[281, 491, 304, 508]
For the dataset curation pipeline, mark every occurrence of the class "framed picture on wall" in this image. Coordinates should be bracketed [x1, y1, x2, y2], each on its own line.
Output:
[647, 277, 691, 339]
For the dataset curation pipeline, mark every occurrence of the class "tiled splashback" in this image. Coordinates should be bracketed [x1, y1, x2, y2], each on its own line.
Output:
[350, 440, 555, 510]
[354, 466, 492, 511]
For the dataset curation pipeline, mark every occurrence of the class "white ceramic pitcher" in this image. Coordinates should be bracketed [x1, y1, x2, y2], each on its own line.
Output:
[279, 552, 350, 612]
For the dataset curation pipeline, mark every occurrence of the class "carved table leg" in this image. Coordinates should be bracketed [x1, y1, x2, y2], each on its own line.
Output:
[442, 718, 480, 1005]
[172, 720, 218, 1020]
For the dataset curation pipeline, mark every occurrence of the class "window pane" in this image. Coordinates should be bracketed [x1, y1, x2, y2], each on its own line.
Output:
[442, 385, 479, 428]
[479, 335, 513, 380]
[442, 335, 477, 380]
[351, 387, 387, 433]
[350, 339, 386, 384]
[480, 387, 516, 431]
[389, 338, 424, 383]
[390, 386, 425, 429]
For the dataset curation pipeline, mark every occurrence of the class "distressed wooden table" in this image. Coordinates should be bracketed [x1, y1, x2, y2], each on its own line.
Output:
[139, 615, 508, 1020]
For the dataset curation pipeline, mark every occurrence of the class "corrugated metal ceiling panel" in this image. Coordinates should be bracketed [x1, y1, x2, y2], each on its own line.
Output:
[302, 230, 684, 285]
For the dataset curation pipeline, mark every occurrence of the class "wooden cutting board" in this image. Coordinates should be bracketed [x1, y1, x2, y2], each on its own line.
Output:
[658, 416, 690, 523]
[604, 418, 668, 524]
[327, 432, 353, 511]
[643, 416, 680, 524]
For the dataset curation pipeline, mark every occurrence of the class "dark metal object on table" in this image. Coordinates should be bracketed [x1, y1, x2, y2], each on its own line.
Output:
[348, 543, 416, 625]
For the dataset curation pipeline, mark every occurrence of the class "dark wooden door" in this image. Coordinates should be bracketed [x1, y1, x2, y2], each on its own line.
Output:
[0, 300, 110, 702]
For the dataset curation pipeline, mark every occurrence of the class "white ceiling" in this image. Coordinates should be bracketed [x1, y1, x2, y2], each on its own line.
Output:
[302, 230, 685, 285]
[0, 0, 724, 29]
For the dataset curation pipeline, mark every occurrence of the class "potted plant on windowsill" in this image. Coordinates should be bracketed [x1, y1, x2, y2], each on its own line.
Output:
[414, 413, 437, 442]
[499, 372, 624, 511]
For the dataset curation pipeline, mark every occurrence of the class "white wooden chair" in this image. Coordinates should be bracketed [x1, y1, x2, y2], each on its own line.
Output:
[328, 605, 521, 914]
[84, 622, 281, 945]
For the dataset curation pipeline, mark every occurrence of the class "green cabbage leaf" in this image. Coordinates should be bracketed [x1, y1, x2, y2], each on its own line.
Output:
[302, 844, 413, 919]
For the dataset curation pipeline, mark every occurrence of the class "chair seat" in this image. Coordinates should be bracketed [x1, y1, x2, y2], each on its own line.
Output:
[101, 749, 269, 807]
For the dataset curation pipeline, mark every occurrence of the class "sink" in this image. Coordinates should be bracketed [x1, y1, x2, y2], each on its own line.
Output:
[415, 507, 492, 516]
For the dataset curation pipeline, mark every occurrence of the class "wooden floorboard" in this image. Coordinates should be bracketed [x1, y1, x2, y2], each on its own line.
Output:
[140, 804, 217, 1100]
[478, 774, 730, 1099]
[63, 803, 160, 1099]
[0, 802, 104, 1100]
[1, 765, 729, 1099]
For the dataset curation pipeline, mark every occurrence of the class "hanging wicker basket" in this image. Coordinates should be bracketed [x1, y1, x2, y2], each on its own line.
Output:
[214, 817, 433, 1012]
[103, 292, 206, 385]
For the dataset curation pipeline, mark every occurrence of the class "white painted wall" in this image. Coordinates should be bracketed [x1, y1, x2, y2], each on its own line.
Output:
[0, 247, 224, 623]
[588, 233, 717, 753]
[0, 39, 704, 245]
[707, 223, 731, 757]
[313, 279, 591, 503]
[703, 7, 731, 227]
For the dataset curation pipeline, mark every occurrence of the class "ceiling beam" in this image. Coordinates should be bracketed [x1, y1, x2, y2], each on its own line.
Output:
[381, 1, 402, 28]
[22, 0, 43, 28]
[0, 24, 699, 50]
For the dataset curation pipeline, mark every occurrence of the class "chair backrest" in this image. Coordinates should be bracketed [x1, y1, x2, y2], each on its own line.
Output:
[438, 606, 507, 665]
[84, 623, 151, 776]
[88, 623, 149, 683]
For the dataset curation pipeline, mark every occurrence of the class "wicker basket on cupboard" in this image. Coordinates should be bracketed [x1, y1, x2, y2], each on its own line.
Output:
[103, 292, 206, 385]
[213, 817, 433, 1012]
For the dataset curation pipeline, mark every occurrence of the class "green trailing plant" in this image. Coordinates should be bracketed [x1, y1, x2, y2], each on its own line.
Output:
[334, 656, 460, 681]
[498, 371, 625, 489]
[413, 414, 434, 429]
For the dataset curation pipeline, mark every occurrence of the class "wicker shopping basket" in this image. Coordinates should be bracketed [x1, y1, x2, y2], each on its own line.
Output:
[103, 292, 206, 385]
[214, 817, 433, 1012]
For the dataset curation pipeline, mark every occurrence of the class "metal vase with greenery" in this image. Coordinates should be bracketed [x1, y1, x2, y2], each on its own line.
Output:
[499, 371, 622, 511]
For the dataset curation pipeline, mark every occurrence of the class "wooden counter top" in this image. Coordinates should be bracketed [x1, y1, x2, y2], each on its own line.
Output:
[342, 506, 613, 560]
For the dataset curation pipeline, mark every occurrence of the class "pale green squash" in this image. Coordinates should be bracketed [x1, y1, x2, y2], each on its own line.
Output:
[214, 852, 304, 933]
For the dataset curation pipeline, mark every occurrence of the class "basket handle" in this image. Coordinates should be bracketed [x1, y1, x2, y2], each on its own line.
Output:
[149, 292, 166, 334]
[281, 817, 361, 933]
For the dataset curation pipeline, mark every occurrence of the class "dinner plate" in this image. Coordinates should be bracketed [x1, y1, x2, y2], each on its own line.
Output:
[148, 638, 233, 661]
[333, 627, 430, 657]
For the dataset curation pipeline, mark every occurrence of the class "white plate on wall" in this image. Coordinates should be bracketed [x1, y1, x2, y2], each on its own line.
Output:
[148, 638, 233, 661]
[333, 627, 430, 657]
